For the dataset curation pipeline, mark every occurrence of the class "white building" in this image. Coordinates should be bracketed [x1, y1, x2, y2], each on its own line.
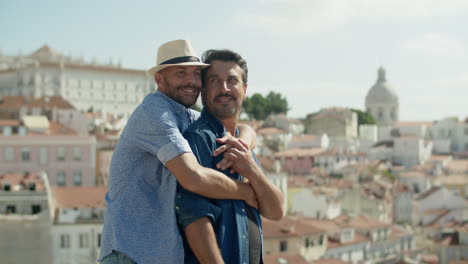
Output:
[0, 171, 52, 264]
[50, 186, 106, 264]
[413, 186, 466, 225]
[0, 45, 154, 119]
[304, 108, 358, 140]
[263, 113, 304, 135]
[432, 117, 468, 153]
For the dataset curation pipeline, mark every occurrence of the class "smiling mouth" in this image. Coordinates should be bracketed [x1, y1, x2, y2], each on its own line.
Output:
[181, 87, 199, 95]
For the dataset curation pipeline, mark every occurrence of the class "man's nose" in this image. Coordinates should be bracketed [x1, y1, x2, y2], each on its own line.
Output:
[219, 80, 230, 92]
[185, 73, 199, 85]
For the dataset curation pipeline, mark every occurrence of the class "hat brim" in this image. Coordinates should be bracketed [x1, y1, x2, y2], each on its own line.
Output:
[147, 61, 210, 76]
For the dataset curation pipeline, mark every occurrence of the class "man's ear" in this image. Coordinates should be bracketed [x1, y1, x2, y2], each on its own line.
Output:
[155, 72, 161, 85]
[243, 84, 248, 99]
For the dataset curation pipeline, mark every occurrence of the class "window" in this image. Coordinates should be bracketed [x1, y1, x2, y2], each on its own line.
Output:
[279, 240, 288, 252]
[57, 171, 66, 186]
[60, 234, 70, 248]
[2, 126, 12, 136]
[73, 170, 82, 186]
[6, 205, 16, 214]
[305, 237, 310, 248]
[28, 182, 36, 191]
[32, 204, 41, 214]
[73, 147, 82, 161]
[4, 147, 14, 161]
[57, 147, 66, 161]
[3, 182, 11, 191]
[79, 233, 89, 248]
[21, 147, 30, 161]
[97, 233, 101, 247]
[39, 147, 48, 165]
[18, 126, 27, 136]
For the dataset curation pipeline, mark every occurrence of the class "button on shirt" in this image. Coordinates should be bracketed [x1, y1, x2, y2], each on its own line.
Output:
[176, 109, 263, 264]
[99, 91, 200, 264]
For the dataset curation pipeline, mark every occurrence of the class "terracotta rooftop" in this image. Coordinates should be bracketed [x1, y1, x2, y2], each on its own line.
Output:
[436, 174, 468, 186]
[0, 96, 75, 110]
[264, 253, 309, 264]
[315, 148, 366, 157]
[290, 134, 319, 142]
[0, 172, 46, 191]
[274, 147, 324, 158]
[27, 120, 77, 135]
[394, 182, 411, 193]
[396, 121, 433, 127]
[238, 120, 263, 130]
[399, 171, 430, 179]
[336, 215, 390, 230]
[326, 178, 353, 189]
[0, 119, 20, 126]
[287, 176, 316, 188]
[391, 225, 412, 239]
[327, 232, 369, 248]
[262, 216, 324, 238]
[415, 186, 441, 201]
[428, 155, 452, 162]
[314, 259, 350, 264]
[257, 127, 288, 135]
[51, 186, 107, 209]
[420, 254, 438, 264]
[447, 160, 468, 172]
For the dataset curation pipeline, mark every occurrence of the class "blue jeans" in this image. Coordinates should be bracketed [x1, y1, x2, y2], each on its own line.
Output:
[100, 251, 136, 264]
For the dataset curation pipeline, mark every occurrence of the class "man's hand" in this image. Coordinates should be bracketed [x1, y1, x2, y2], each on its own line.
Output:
[220, 140, 261, 180]
[213, 134, 250, 172]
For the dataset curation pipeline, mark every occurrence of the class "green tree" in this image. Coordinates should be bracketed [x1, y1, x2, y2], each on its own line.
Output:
[351, 108, 376, 126]
[243, 93, 269, 120]
[266, 91, 289, 115]
[243, 91, 289, 120]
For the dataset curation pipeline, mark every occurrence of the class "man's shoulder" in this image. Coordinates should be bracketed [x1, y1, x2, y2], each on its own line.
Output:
[131, 93, 175, 120]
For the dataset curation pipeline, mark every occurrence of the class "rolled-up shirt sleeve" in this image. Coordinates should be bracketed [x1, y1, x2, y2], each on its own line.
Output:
[122, 102, 192, 165]
[175, 189, 222, 229]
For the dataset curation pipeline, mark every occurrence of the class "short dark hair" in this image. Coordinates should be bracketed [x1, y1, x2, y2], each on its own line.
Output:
[201, 49, 248, 84]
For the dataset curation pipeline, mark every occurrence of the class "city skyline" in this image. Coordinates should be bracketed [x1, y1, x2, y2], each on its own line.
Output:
[1, 0, 467, 121]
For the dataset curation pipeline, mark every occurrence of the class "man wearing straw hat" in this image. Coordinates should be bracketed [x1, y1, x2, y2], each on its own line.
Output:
[99, 40, 258, 264]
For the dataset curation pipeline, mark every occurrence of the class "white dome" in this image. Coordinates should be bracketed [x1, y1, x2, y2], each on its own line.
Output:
[365, 67, 399, 104]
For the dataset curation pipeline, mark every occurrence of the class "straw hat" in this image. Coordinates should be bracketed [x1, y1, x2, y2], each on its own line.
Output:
[147, 39, 209, 76]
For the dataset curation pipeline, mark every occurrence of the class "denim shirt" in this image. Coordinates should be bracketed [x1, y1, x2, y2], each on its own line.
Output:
[176, 109, 263, 264]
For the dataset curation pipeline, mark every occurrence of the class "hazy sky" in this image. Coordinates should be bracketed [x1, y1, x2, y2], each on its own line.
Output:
[1, 0, 467, 121]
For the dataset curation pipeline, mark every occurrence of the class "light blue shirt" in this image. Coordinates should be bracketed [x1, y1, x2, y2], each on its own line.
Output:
[99, 91, 200, 264]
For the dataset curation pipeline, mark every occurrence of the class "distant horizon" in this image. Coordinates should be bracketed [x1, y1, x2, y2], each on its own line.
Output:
[2, 0, 467, 121]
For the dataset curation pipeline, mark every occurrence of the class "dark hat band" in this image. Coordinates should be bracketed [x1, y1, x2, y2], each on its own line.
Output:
[160, 56, 201, 65]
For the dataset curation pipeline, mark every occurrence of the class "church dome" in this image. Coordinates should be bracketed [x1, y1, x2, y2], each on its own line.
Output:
[365, 67, 399, 104]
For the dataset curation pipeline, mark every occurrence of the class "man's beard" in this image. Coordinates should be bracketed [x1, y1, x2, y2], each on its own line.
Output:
[203, 92, 242, 120]
[163, 77, 200, 107]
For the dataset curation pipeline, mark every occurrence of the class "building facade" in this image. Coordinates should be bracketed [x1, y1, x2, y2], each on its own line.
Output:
[0, 45, 154, 119]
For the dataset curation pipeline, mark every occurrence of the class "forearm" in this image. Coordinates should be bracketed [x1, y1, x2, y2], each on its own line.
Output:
[185, 217, 224, 264]
[246, 167, 284, 220]
[167, 153, 255, 201]
[191, 166, 252, 200]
